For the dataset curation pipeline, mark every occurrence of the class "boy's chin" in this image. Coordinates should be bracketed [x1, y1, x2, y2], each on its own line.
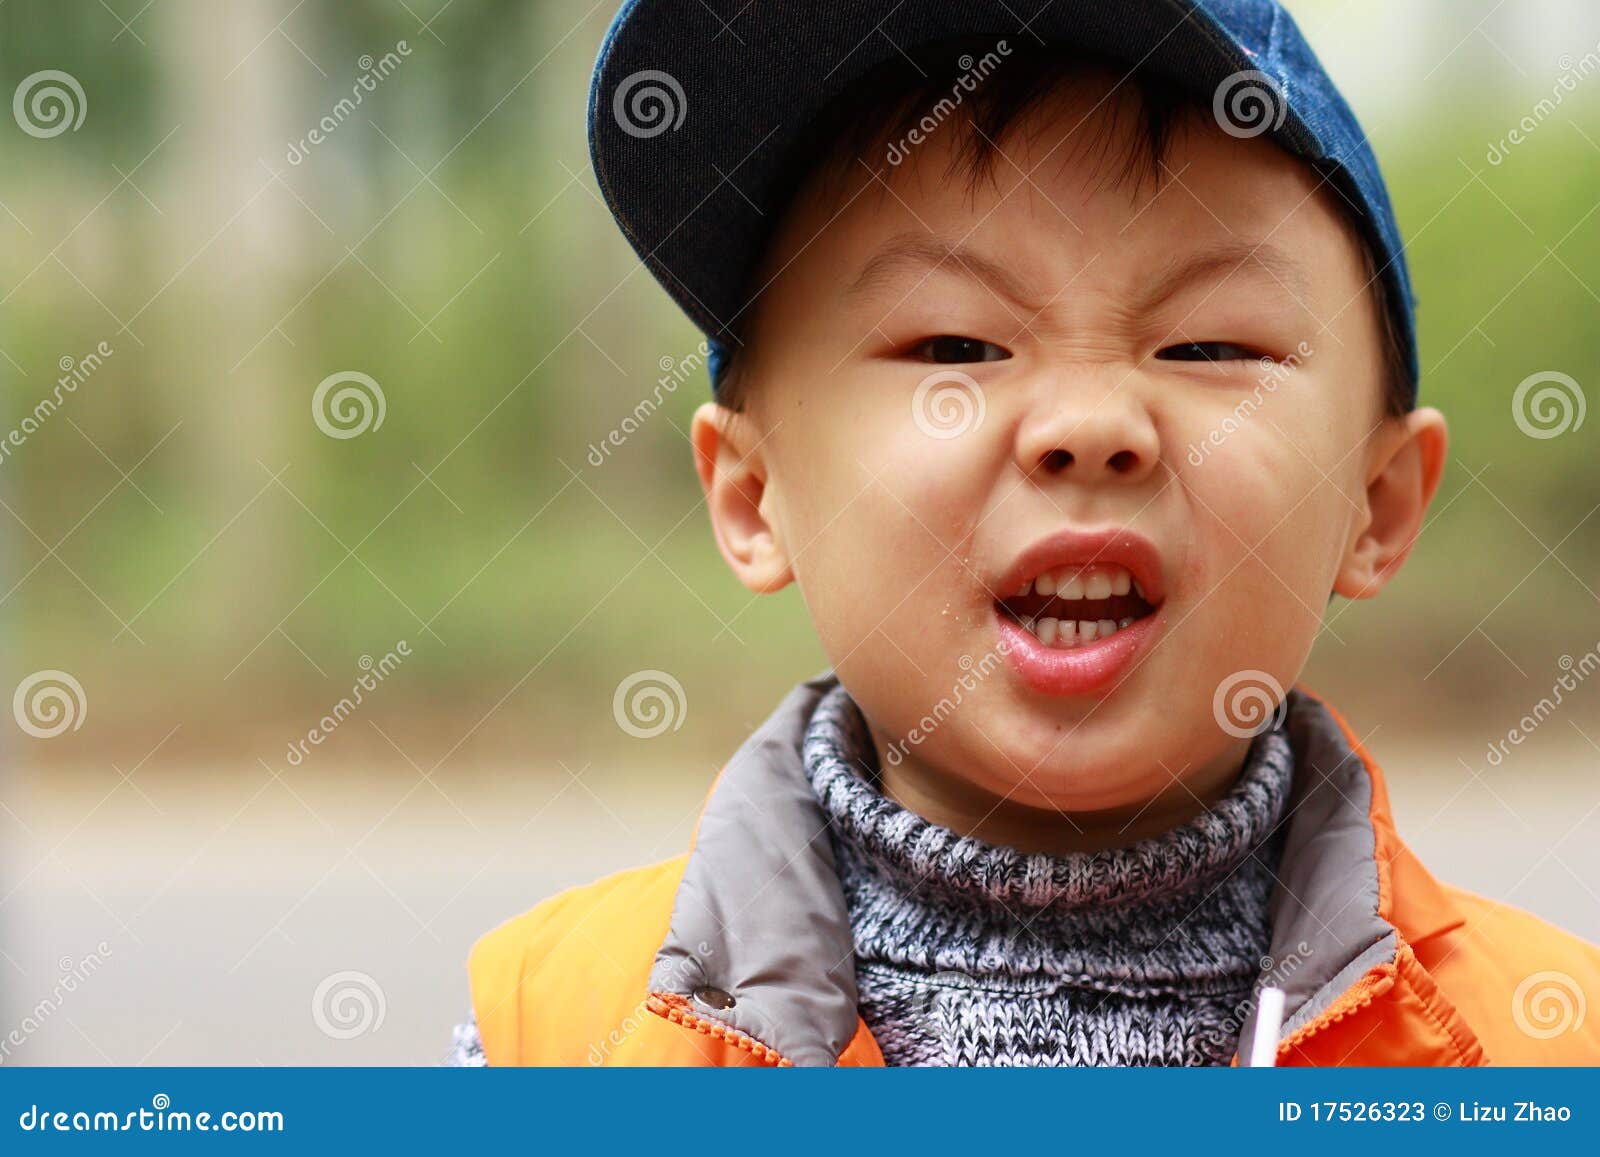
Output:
[949, 724, 1211, 816]
[987, 761, 1191, 818]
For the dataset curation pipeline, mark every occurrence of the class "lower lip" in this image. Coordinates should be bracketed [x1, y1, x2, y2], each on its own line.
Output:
[995, 605, 1165, 697]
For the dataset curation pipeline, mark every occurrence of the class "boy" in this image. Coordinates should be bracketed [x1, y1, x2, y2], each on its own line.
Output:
[450, 0, 1600, 1066]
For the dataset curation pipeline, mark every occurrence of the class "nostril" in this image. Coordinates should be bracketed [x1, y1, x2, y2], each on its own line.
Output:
[1040, 449, 1073, 473]
[1107, 449, 1140, 474]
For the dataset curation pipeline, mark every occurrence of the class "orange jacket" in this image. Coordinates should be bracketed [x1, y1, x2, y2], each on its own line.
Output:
[468, 676, 1600, 1066]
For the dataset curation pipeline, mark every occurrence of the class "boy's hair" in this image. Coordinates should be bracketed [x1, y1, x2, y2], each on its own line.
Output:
[716, 40, 1411, 421]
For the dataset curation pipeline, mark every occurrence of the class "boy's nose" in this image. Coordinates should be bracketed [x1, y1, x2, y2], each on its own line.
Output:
[1015, 386, 1160, 487]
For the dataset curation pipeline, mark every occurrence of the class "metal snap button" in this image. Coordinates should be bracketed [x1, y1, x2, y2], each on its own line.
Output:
[692, 984, 735, 1010]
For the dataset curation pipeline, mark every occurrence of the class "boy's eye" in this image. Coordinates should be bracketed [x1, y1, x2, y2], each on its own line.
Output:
[912, 335, 1011, 364]
[1155, 341, 1261, 363]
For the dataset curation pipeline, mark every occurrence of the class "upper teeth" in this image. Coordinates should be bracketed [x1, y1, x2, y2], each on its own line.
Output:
[1015, 563, 1139, 600]
[1008, 562, 1150, 647]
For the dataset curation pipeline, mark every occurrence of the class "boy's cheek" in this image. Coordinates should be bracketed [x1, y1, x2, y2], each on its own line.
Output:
[1176, 401, 1332, 525]
[1179, 449, 1351, 644]
[789, 482, 975, 635]
[805, 402, 997, 541]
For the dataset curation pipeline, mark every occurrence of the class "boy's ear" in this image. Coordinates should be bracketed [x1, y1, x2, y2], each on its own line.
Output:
[1333, 406, 1448, 600]
[691, 402, 793, 593]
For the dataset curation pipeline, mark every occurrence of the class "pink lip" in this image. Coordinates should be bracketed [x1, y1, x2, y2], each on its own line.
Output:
[993, 527, 1168, 698]
[997, 607, 1166, 697]
[996, 527, 1167, 604]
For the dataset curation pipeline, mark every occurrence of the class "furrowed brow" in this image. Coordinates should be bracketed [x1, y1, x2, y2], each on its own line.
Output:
[1135, 240, 1313, 315]
[845, 231, 1034, 307]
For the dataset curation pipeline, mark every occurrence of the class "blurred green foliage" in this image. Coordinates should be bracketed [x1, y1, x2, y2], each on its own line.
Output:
[0, 1, 1595, 764]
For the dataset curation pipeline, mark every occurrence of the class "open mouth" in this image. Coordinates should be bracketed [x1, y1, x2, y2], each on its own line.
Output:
[995, 563, 1159, 648]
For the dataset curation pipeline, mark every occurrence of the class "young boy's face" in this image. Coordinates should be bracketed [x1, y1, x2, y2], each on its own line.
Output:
[695, 67, 1446, 831]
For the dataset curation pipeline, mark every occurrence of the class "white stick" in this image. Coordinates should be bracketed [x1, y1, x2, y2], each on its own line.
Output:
[1248, 986, 1287, 1067]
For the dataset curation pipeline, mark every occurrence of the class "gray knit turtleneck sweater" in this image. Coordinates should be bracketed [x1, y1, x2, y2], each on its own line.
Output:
[802, 683, 1294, 1067]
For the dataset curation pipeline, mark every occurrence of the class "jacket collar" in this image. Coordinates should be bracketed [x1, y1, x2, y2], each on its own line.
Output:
[648, 674, 1478, 1066]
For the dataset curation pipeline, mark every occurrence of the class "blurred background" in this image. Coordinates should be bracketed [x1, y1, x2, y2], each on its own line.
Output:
[0, 0, 1596, 1064]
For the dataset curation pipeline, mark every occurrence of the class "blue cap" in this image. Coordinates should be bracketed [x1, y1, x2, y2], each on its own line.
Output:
[589, 0, 1417, 401]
